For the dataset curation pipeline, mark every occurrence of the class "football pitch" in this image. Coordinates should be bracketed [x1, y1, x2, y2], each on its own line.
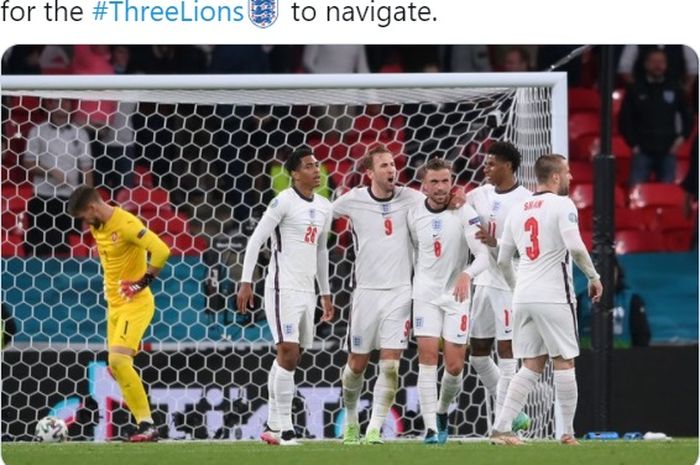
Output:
[1, 438, 698, 465]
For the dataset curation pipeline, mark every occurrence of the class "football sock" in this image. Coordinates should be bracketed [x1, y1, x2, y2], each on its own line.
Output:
[437, 370, 463, 414]
[496, 358, 518, 419]
[470, 355, 500, 402]
[493, 366, 539, 432]
[342, 364, 364, 426]
[274, 364, 296, 432]
[367, 360, 399, 431]
[267, 360, 280, 431]
[108, 352, 153, 424]
[553, 368, 578, 437]
[418, 364, 438, 432]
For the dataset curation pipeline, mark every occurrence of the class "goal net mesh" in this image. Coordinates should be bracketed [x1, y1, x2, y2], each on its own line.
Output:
[1, 76, 558, 442]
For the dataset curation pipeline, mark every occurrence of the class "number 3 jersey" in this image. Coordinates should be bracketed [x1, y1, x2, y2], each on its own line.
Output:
[333, 186, 425, 290]
[241, 187, 332, 294]
[466, 183, 532, 290]
[408, 201, 483, 302]
[500, 192, 580, 304]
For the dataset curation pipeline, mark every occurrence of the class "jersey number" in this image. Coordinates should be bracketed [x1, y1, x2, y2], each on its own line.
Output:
[504, 309, 511, 328]
[460, 315, 468, 332]
[304, 226, 318, 244]
[524, 217, 540, 260]
[433, 240, 442, 257]
[384, 218, 393, 236]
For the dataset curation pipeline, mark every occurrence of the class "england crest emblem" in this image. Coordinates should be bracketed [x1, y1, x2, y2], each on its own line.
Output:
[249, 0, 277, 28]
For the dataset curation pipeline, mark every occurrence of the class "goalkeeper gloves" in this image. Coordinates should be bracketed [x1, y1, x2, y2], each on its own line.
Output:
[119, 273, 155, 300]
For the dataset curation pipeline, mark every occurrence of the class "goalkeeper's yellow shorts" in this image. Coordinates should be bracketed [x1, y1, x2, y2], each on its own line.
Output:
[107, 298, 155, 353]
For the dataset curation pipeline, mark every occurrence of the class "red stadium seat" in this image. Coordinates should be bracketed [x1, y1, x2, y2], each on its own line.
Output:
[569, 161, 594, 184]
[568, 88, 601, 113]
[580, 230, 593, 251]
[629, 183, 685, 209]
[664, 229, 693, 252]
[655, 206, 695, 232]
[568, 112, 600, 141]
[115, 186, 172, 216]
[675, 159, 690, 185]
[1, 230, 25, 257]
[615, 230, 665, 254]
[616, 207, 655, 231]
[571, 184, 626, 210]
[570, 134, 598, 161]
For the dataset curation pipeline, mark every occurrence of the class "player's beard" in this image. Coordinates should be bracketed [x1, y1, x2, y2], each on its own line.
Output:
[558, 184, 569, 196]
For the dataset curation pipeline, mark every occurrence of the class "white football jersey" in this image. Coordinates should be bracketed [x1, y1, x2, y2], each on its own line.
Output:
[241, 187, 332, 293]
[333, 186, 424, 289]
[408, 201, 482, 302]
[467, 183, 532, 290]
[500, 192, 580, 304]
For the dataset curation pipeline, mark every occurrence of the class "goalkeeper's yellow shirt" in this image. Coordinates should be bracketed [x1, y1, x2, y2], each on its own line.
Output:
[91, 207, 170, 309]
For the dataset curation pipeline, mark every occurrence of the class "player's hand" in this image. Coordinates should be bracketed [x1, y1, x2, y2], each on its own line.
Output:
[320, 295, 335, 322]
[447, 187, 466, 210]
[588, 279, 603, 303]
[236, 282, 254, 314]
[119, 273, 154, 301]
[475, 225, 497, 247]
[452, 272, 471, 303]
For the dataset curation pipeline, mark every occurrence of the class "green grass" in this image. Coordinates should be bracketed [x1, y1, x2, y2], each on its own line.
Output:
[2, 438, 698, 465]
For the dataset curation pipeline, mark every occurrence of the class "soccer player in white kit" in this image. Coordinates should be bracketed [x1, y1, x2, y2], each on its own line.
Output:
[333, 145, 425, 445]
[408, 158, 490, 444]
[237, 147, 335, 446]
[466, 141, 532, 425]
[491, 154, 603, 446]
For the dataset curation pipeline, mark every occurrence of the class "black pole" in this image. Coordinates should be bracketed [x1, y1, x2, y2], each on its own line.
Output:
[591, 45, 616, 430]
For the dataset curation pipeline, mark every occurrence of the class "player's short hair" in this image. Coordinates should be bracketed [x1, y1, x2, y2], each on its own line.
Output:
[487, 141, 521, 173]
[417, 157, 452, 181]
[361, 144, 392, 171]
[67, 185, 101, 217]
[534, 154, 567, 184]
[284, 146, 314, 173]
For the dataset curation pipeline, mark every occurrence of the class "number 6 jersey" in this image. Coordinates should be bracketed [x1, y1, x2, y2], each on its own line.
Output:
[241, 187, 332, 294]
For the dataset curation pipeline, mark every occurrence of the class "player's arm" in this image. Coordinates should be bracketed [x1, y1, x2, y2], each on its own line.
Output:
[119, 224, 171, 300]
[559, 199, 603, 303]
[317, 209, 334, 322]
[237, 196, 286, 313]
[453, 209, 489, 302]
[496, 214, 517, 290]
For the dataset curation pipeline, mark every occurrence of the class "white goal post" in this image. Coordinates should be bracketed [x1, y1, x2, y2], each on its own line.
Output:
[1, 72, 567, 442]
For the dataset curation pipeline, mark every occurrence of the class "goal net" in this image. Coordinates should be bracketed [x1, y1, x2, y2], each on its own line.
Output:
[1, 73, 567, 442]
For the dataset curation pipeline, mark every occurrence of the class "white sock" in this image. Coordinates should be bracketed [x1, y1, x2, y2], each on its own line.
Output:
[267, 360, 280, 431]
[496, 358, 518, 419]
[493, 366, 539, 432]
[437, 370, 463, 414]
[470, 355, 500, 401]
[367, 360, 399, 431]
[342, 364, 364, 426]
[554, 368, 578, 437]
[418, 364, 438, 432]
[274, 365, 295, 432]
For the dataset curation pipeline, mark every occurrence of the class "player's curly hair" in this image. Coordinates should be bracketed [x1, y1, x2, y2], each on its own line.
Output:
[487, 141, 522, 173]
[284, 146, 314, 173]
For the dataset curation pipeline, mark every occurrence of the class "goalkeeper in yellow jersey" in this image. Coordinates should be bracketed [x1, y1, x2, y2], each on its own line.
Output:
[68, 185, 170, 442]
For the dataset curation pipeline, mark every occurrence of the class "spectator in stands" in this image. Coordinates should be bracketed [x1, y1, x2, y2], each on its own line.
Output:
[208, 46, 270, 74]
[681, 134, 699, 249]
[23, 98, 93, 256]
[2, 45, 43, 75]
[501, 46, 531, 72]
[441, 45, 492, 72]
[619, 48, 693, 186]
[577, 256, 651, 348]
[302, 45, 369, 73]
[618, 45, 698, 99]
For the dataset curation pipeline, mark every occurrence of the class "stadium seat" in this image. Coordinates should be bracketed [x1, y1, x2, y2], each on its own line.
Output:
[629, 183, 686, 209]
[571, 184, 626, 210]
[615, 230, 665, 254]
[1, 229, 25, 257]
[675, 159, 690, 184]
[568, 112, 600, 141]
[664, 229, 694, 252]
[115, 186, 172, 216]
[568, 87, 600, 113]
[580, 230, 593, 251]
[569, 161, 594, 184]
[617, 207, 655, 231]
[655, 206, 695, 232]
[611, 88, 625, 135]
[570, 134, 599, 161]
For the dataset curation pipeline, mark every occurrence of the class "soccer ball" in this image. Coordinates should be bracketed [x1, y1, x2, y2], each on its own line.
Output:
[34, 416, 68, 442]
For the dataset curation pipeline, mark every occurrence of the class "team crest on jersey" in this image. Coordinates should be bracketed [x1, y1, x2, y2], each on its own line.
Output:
[415, 317, 424, 328]
[309, 208, 316, 220]
[248, 0, 277, 28]
[111, 232, 118, 242]
[284, 324, 294, 335]
[352, 336, 362, 348]
[431, 217, 442, 232]
[492, 200, 502, 213]
[270, 198, 279, 208]
[380, 203, 391, 216]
